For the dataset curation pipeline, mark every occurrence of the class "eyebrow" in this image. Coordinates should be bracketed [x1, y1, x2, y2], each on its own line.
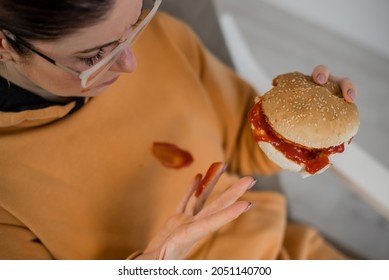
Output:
[73, 4, 145, 55]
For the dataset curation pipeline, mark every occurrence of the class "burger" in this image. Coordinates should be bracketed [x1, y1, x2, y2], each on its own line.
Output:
[248, 72, 360, 177]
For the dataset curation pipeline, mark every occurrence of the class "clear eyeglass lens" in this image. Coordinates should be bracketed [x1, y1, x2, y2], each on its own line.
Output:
[83, 6, 154, 87]
[83, 52, 121, 88]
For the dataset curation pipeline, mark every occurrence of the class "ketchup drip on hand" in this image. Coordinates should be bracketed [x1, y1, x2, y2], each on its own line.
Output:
[195, 162, 225, 197]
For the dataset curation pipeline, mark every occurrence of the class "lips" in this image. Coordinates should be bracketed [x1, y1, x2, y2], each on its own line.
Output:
[98, 76, 120, 88]
[80, 76, 120, 94]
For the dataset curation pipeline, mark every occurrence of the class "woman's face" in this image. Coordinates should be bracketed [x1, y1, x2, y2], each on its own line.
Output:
[12, 0, 143, 97]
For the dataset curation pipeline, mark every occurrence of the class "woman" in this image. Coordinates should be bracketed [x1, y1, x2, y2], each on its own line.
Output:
[0, 0, 357, 259]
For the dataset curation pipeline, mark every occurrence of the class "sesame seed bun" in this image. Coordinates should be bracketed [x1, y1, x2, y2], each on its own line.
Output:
[249, 71, 360, 177]
[262, 72, 359, 148]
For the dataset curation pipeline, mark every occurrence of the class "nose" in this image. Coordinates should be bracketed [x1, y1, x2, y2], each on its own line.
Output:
[109, 47, 137, 73]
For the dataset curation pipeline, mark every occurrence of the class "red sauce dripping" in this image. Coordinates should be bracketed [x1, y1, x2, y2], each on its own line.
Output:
[152, 142, 194, 169]
[195, 162, 224, 197]
[248, 101, 345, 175]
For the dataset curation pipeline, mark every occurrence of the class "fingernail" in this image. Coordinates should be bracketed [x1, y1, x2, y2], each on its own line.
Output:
[316, 73, 326, 85]
[247, 179, 257, 190]
[193, 173, 203, 185]
[244, 202, 252, 212]
[347, 89, 356, 101]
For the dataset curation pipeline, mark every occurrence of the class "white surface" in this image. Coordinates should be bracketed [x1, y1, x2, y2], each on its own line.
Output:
[332, 144, 389, 219]
[219, 14, 272, 94]
[262, 0, 389, 59]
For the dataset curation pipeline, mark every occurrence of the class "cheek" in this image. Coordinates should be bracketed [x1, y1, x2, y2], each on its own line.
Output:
[26, 64, 82, 96]
[20, 58, 117, 98]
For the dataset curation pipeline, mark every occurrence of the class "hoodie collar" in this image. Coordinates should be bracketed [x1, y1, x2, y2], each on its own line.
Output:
[0, 76, 85, 131]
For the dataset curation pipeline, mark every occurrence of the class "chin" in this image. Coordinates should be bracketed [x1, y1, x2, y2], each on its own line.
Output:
[80, 86, 110, 97]
[79, 76, 120, 97]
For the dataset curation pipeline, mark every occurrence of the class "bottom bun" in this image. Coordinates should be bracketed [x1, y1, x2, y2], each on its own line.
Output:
[258, 141, 331, 178]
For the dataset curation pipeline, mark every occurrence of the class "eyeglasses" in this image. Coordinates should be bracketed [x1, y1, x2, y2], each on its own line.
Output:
[2, 0, 162, 88]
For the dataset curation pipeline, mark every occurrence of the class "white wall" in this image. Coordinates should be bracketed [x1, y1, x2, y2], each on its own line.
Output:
[262, 0, 389, 58]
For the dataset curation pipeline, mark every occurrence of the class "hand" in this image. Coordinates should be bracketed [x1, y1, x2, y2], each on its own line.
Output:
[135, 162, 255, 260]
[311, 65, 357, 103]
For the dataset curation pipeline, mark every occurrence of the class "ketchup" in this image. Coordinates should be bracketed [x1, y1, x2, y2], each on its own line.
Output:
[195, 162, 224, 197]
[152, 142, 194, 169]
[248, 101, 345, 175]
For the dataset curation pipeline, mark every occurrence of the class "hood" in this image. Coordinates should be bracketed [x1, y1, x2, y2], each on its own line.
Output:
[0, 76, 85, 132]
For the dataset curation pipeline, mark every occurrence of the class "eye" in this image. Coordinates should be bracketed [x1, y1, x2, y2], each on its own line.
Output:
[79, 48, 106, 66]
[132, 9, 145, 28]
[132, 17, 142, 28]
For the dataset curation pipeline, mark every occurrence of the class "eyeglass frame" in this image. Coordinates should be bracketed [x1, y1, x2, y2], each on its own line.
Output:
[2, 0, 162, 88]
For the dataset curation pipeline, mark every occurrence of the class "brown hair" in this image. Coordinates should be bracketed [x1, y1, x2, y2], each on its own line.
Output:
[0, 0, 115, 54]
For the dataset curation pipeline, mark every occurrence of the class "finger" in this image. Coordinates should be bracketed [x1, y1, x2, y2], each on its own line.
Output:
[185, 162, 227, 216]
[157, 245, 167, 260]
[162, 200, 252, 260]
[312, 65, 330, 85]
[313, 64, 357, 103]
[176, 174, 202, 214]
[195, 176, 256, 220]
[339, 77, 357, 102]
[327, 74, 357, 103]
[183, 201, 252, 243]
[196, 162, 227, 198]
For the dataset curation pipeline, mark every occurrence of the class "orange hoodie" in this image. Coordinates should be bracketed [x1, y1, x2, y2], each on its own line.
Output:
[0, 12, 343, 260]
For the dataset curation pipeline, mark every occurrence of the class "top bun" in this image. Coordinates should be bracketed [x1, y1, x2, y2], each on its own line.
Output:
[261, 72, 360, 148]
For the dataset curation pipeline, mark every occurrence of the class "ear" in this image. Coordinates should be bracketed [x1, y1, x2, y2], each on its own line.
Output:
[0, 31, 15, 62]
